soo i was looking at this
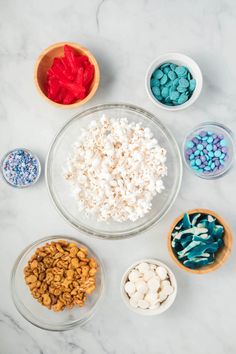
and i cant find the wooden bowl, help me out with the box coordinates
[167,209,232,274]
[34,42,100,109]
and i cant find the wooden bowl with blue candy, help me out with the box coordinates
[167,209,232,274]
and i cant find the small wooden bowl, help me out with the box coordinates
[167,209,232,274]
[34,42,100,109]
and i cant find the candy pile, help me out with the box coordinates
[2,149,41,187]
[171,212,224,269]
[124,262,174,310]
[185,130,229,175]
[46,45,95,104]
[150,62,196,106]
[65,115,167,222]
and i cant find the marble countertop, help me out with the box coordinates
[1,0,236,353]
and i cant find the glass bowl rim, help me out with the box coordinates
[11,235,105,331]
[1,147,41,188]
[182,121,235,180]
[45,103,183,240]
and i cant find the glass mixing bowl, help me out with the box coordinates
[46,104,182,239]
[11,236,104,331]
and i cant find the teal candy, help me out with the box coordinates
[220,139,227,147]
[153,69,163,79]
[197,144,203,150]
[168,71,177,80]
[160,74,168,85]
[207,137,213,143]
[151,78,160,87]
[194,150,200,156]
[186,141,194,148]
[152,86,161,97]
[190,154,195,160]
[175,66,187,77]
[208,151,214,157]
[220,153,225,159]
[211,162,215,170]
[151,62,196,106]
[206,144,213,151]
[170,91,180,100]
[178,93,188,104]
[161,87,169,98]
[196,158,201,166]
[163,67,171,74]
[171,212,225,269]
[189,79,196,91]
[179,78,189,88]
[214,150,221,157]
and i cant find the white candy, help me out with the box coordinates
[135,280,148,294]
[161,280,170,288]
[158,290,168,302]
[145,291,158,304]
[149,301,160,310]
[65,115,167,222]
[162,285,174,296]
[131,291,144,302]
[129,298,138,308]
[136,262,150,274]
[156,266,168,280]
[137,299,149,309]
[147,276,160,291]
[124,281,136,295]
[128,270,141,283]
[143,270,156,281]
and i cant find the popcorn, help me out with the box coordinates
[65,115,167,222]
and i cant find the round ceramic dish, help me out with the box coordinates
[34,42,100,109]
[46,103,182,240]
[183,122,235,179]
[1,148,41,188]
[145,53,203,111]
[11,236,105,331]
[120,259,177,315]
[167,209,232,274]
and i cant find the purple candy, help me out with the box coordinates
[221,147,228,153]
[218,134,224,140]
[200,156,206,162]
[215,160,220,166]
[213,145,217,151]
[186,148,193,155]
[216,142,221,148]
[192,146,197,152]
[193,137,199,144]
[214,138,220,144]
[212,134,217,139]
[199,131,207,137]
[202,142,207,147]
[203,149,208,154]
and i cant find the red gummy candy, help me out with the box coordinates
[46,45,95,104]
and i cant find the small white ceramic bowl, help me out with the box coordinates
[145,53,203,111]
[120,259,177,316]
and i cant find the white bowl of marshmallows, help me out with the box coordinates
[121,259,177,315]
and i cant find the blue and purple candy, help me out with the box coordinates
[185,130,229,175]
[1,148,41,187]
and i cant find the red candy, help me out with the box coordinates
[46,45,95,104]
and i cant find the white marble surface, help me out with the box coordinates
[0,0,236,353]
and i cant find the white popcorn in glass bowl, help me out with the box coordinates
[65,115,167,223]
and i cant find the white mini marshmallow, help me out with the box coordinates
[135,280,148,294]
[137,299,149,309]
[129,298,138,308]
[156,266,168,280]
[128,270,141,283]
[158,290,168,302]
[147,276,160,291]
[143,270,156,282]
[131,291,144,302]
[145,291,158,304]
[136,262,150,274]
[124,281,136,295]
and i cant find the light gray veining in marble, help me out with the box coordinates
[0,0,236,353]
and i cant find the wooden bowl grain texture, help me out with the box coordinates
[167,208,233,274]
[34,42,100,109]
